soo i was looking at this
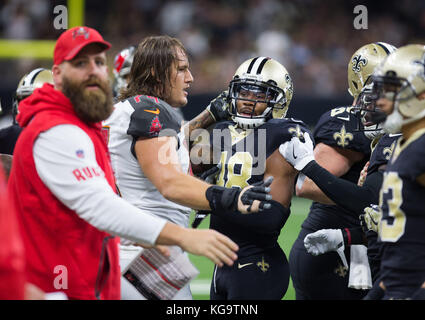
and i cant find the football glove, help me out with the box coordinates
[360,204,382,233]
[206,91,230,122]
[278,132,315,171]
[199,163,221,184]
[206,176,273,214]
[304,229,348,268]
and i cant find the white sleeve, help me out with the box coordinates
[33,124,167,245]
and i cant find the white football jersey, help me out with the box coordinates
[103,96,192,228]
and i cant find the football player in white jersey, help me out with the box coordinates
[104,36,273,299]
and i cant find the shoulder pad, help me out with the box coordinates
[314,107,370,154]
[125,95,181,139]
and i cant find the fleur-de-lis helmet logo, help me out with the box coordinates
[352,55,368,72]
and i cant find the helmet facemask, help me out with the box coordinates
[228,77,286,129]
[371,73,413,134]
[352,83,385,139]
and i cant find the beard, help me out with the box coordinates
[62,75,113,123]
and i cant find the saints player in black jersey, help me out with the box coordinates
[282,81,401,299]
[370,44,425,299]
[195,56,312,300]
[280,42,396,300]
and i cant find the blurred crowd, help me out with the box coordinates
[0,0,424,98]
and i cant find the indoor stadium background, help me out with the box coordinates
[0,0,423,300]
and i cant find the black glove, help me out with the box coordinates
[206,91,231,122]
[206,176,273,214]
[199,164,221,184]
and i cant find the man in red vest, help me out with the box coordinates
[7,26,249,300]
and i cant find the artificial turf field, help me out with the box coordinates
[188,196,312,300]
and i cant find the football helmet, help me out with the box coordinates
[371,44,425,134]
[13,68,53,123]
[353,83,386,140]
[348,42,397,99]
[227,56,293,129]
[112,45,136,97]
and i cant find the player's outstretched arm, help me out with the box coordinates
[279,133,382,215]
[135,136,272,213]
[156,222,238,267]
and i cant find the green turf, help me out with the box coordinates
[188,196,311,300]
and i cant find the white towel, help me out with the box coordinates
[348,244,372,290]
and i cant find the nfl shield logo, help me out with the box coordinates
[76,149,85,158]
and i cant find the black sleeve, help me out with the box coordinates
[212,200,289,234]
[342,227,367,246]
[302,161,383,215]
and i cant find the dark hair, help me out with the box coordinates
[119,35,187,101]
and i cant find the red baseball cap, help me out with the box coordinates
[54,26,111,65]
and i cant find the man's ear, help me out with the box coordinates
[52,64,63,90]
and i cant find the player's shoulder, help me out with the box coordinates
[262,117,310,134]
[123,95,181,139]
[214,120,235,131]
[388,130,425,177]
[376,133,402,150]
[261,118,312,154]
[314,105,370,153]
[394,130,425,164]
[316,106,356,129]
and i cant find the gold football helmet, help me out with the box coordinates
[13,68,53,123]
[228,56,293,129]
[348,42,396,99]
[372,44,425,133]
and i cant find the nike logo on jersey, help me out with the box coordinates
[144,108,160,114]
[238,262,253,269]
[336,116,350,121]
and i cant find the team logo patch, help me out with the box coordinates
[383,140,396,160]
[72,27,90,40]
[351,54,368,72]
[334,262,348,277]
[149,116,162,135]
[333,125,353,147]
[256,256,270,273]
[76,149,85,158]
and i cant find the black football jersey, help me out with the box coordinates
[0,123,22,155]
[367,133,401,176]
[209,118,312,256]
[379,129,425,272]
[303,106,371,230]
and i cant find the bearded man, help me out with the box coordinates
[6,26,244,300]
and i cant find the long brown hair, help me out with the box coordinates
[119,35,187,101]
